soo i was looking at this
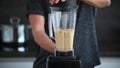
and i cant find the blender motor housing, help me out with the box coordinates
[47,56,80,68]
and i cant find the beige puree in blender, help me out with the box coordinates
[55,29,74,52]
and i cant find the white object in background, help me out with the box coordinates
[2,25,13,42]
[18,25,25,43]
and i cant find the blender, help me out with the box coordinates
[47,0,81,68]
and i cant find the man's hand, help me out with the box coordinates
[49,0,65,5]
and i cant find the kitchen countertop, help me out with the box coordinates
[0,50,120,58]
[0,51,37,58]
[0,57,35,62]
[0,57,35,68]
[0,57,120,68]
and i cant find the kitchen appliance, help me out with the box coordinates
[47,0,81,68]
[0,17,29,52]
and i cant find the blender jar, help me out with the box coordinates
[49,0,78,56]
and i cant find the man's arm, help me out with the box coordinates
[82,0,111,8]
[50,0,111,8]
[28,14,55,53]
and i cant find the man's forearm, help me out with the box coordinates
[32,29,55,53]
[81,0,111,8]
[29,14,55,53]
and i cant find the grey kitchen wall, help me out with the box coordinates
[0,0,28,24]
[96,0,120,56]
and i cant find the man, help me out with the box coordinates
[27,0,111,68]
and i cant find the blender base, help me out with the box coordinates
[47,56,81,68]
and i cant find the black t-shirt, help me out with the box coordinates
[27,0,50,35]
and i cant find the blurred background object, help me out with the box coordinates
[0,0,38,55]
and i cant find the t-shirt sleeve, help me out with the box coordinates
[26,0,45,17]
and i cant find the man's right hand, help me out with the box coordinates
[49,0,65,5]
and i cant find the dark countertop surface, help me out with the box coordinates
[0,51,36,58]
[0,42,38,58]
[0,49,120,58]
